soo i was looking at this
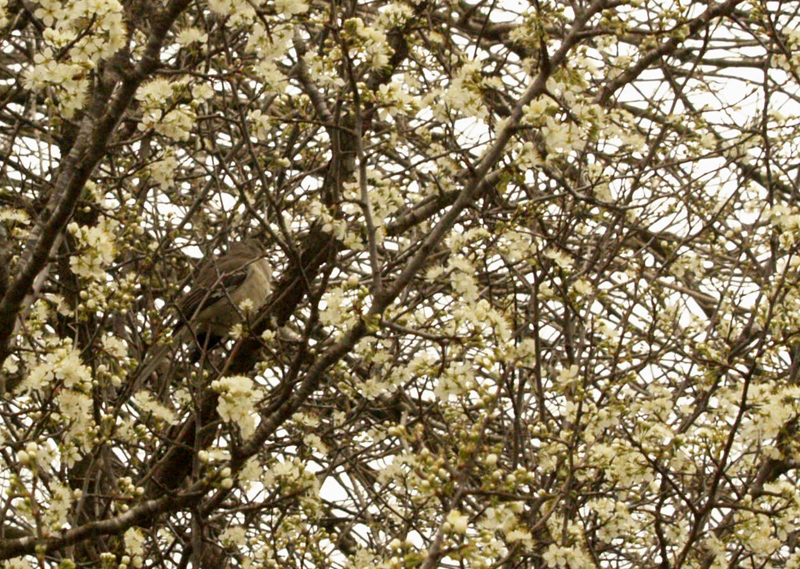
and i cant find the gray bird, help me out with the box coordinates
[130,239,272,388]
[176,240,272,342]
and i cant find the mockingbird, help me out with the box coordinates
[131,239,272,387]
[176,239,272,344]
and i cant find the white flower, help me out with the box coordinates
[102,334,128,358]
[543,545,570,568]
[136,78,175,106]
[240,457,262,487]
[556,365,579,386]
[0,207,29,224]
[20,340,91,393]
[57,389,94,456]
[207,0,256,22]
[69,218,118,280]
[275,0,308,15]
[506,529,533,545]
[213,376,258,437]
[192,83,214,101]
[320,287,355,330]
[303,433,328,455]
[434,362,475,401]
[573,279,593,296]
[44,481,74,530]
[133,391,176,424]
[442,61,487,119]
[220,526,247,546]
[140,105,196,141]
[544,248,573,270]
[377,3,414,28]
[177,27,208,46]
[149,155,179,189]
[446,510,469,534]
[58,349,89,388]
[522,97,552,124]
[3,559,33,569]
[124,527,145,557]
[342,17,392,70]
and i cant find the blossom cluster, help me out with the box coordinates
[441,61,489,120]
[68,218,118,280]
[23,0,126,118]
[15,338,96,464]
[136,78,197,142]
[247,22,293,89]
[212,375,259,438]
[342,17,394,70]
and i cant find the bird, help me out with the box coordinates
[175,239,272,346]
[129,239,272,389]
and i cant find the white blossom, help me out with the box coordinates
[445,510,469,534]
[212,375,258,438]
[134,391,177,424]
[177,27,208,46]
[69,218,118,280]
[275,0,308,16]
[19,339,91,393]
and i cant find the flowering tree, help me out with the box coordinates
[0,0,799,566]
